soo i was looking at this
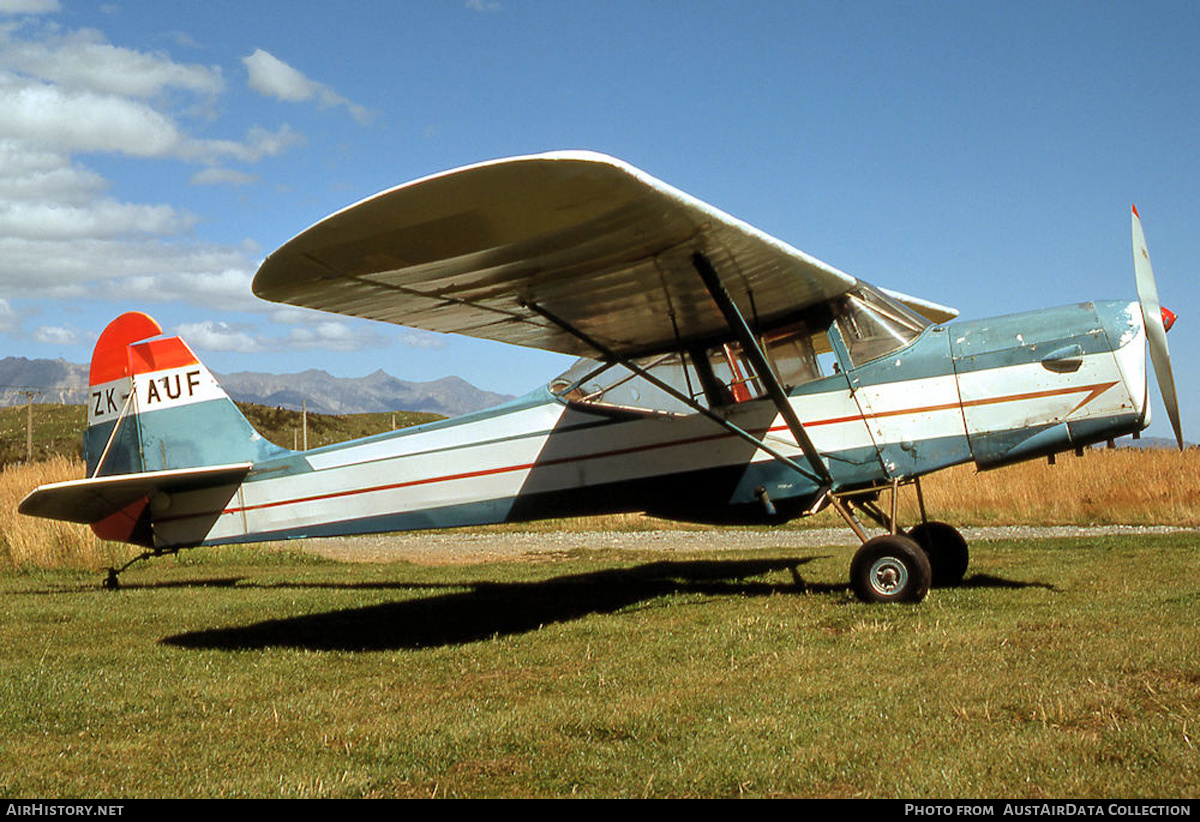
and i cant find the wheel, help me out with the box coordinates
[906,521,969,587]
[850,534,932,603]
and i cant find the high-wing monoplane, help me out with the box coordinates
[20,151,1182,601]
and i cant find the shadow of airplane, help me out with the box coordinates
[161,557,821,652]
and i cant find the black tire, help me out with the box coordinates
[850,534,932,603]
[906,521,969,587]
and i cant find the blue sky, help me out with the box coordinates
[0,0,1196,442]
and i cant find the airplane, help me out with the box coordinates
[18,151,1182,602]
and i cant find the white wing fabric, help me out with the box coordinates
[254,151,955,357]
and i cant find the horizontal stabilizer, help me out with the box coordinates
[19,463,252,526]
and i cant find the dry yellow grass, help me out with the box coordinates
[0,456,138,570]
[910,446,1200,527]
[2,447,1197,570]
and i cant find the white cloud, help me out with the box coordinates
[0,26,223,98]
[0,19,388,364]
[0,73,305,165]
[0,298,19,333]
[0,73,185,157]
[33,325,79,345]
[268,307,322,325]
[97,266,259,312]
[265,308,439,351]
[0,199,194,240]
[465,0,503,11]
[0,140,107,203]
[170,316,395,357]
[0,21,307,165]
[176,124,306,165]
[0,237,257,306]
[243,48,314,103]
[0,22,310,315]
[0,1,61,14]
[285,320,384,352]
[174,320,261,353]
[395,330,447,350]
[243,48,372,124]
[244,124,306,157]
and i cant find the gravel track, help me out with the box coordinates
[295,524,1197,565]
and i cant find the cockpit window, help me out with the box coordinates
[548,286,931,414]
[549,312,839,413]
[550,353,698,415]
[833,285,931,366]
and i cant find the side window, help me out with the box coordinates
[699,317,834,405]
[765,329,821,388]
[712,343,762,402]
[548,308,848,413]
[549,353,697,414]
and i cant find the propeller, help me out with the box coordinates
[1131,205,1183,448]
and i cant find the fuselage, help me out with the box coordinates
[149,298,1148,549]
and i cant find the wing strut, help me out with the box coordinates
[690,252,834,488]
[520,299,827,486]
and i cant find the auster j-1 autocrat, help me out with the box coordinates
[19,152,1183,601]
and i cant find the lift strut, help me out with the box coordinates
[690,252,833,488]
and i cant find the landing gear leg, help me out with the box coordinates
[102,549,164,590]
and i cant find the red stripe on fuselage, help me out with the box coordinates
[800,380,1120,427]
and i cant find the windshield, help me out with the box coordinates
[833,284,931,366]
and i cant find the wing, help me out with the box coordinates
[254,151,956,357]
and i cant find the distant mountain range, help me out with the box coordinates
[0,357,515,418]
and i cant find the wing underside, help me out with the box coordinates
[254,152,953,358]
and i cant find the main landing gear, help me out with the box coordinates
[828,479,970,604]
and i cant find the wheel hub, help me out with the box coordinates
[869,557,908,595]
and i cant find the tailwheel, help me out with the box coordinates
[850,534,932,604]
[906,521,969,587]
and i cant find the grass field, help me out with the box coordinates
[2,416,1197,797]
[1,533,1197,798]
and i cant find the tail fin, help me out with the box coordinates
[85,312,288,477]
[18,312,289,547]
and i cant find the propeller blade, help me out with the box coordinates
[1131,205,1183,448]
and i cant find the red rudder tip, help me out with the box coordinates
[89,312,163,386]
